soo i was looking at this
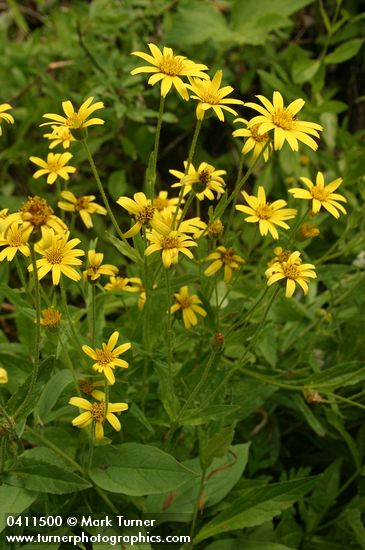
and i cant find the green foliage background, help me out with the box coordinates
[0,0,365,549]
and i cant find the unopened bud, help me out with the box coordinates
[212,332,225,352]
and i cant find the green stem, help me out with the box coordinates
[90,284,96,347]
[141,228,151,412]
[286,207,309,245]
[14,243,41,419]
[60,277,83,350]
[225,153,245,232]
[165,268,173,379]
[14,255,27,291]
[177,191,195,228]
[25,426,83,472]
[57,332,81,395]
[150,95,165,201]
[225,286,269,337]
[190,469,206,542]
[173,119,202,229]
[82,137,125,242]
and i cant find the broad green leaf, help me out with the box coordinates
[34,369,73,422]
[325,39,363,65]
[206,541,296,550]
[305,361,365,389]
[179,405,240,425]
[90,443,198,495]
[200,426,235,470]
[0,485,37,533]
[107,233,143,264]
[146,444,250,519]
[4,458,91,494]
[166,2,230,47]
[195,477,318,542]
[292,59,321,84]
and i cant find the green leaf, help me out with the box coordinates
[153,360,180,421]
[200,426,235,470]
[179,405,240,426]
[292,59,321,84]
[194,477,318,542]
[325,39,363,65]
[4,458,91,494]
[146,444,250,518]
[34,369,73,423]
[305,361,365,389]
[206,541,296,550]
[106,233,143,265]
[166,2,230,47]
[90,443,198,495]
[0,485,37,533]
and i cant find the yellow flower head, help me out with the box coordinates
[288,172,347,218]
[78,378,105,398]
[30,152,76,185]
[130,43,209,100]
[41,97,104,130]
[171,286,207,329]
[82,331,131,385]
[0,196,67,237]
[43,125,75,149]
[236,186,297,240]
[83,250,118,282]
[0,367,8,384]
[58,190,107,229]
[145,226,197,269]
[204,245,245,283]
[0,104,14,135]
[153,191,181,214]
[245,91,323,151]
[207,219,224,239]
[233,118,272,162]
[117,192,166,238]
[153,209,206,237]
[104,276,139,293]
[28,228,84,285]
[0,221,32,261]
[170,161,226,201]
[265,250,316,298]
[187,70,244,121]
[69,395,128,440]
[269,246,293,266]
[300,222,320,239]
[39,307,62,329]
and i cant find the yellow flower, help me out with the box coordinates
[28,228,84,285]
[145,226,197,269]
[170,162,226,200]
[268,246,293,266]
[39,308,62,329]
[207,219,224,239]
[171,286,207,329]
[122,277,155,310]
[0,104,14,135]
[78,378,105,398]
[82,331,131,385]
[43,125,75,149]
[288,172,347,218]
[58,190,107,229]
[233,118,272,162]
[245,91,323,151]
[83,250,118,282]
[41,97,104,129]
[187,70,244,121]
[300,222,320,238]
[0,367,8,384]
[30,152,76,184]
[204,246,245,283]
[104,276,139,293]
[130,43,209,100]
[117,192,165,238]
[0,222,32,261]
[265,251,316,298]
[154,191,181,214]
[69,395,128,440]
[236,186,297,240]
[153,209,206,237]
[0,196,67,237]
